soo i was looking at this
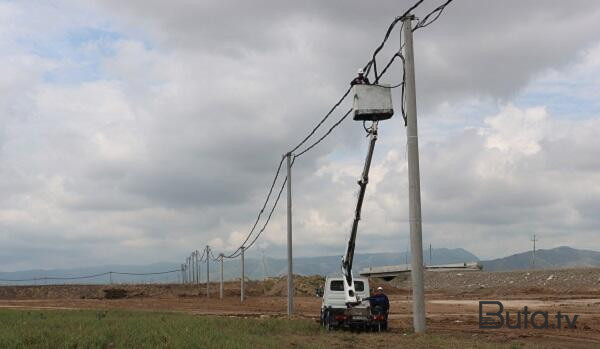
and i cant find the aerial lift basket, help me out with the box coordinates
[352,84,394,121]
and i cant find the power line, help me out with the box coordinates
[198,247,207,262]
[0,269,180,283]
[209,249,220,262]
[111,269,181,276]
[365,0,424,82]
[413,0,453,30]
[200,0,455,261]
[295,109,352,158]
[289,87,353,154]
[244,168,289,252]
[223,156,285,259]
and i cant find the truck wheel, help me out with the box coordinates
[324,311,332,331]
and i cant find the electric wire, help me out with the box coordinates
[294,109,352,158]
[413,0,453,30]
[223,156,285,259]
[193,0,455,261]
[198,248,207,262]
[243,159,292,252]
[0,269,180,283]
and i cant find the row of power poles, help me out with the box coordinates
[180,245,246,302]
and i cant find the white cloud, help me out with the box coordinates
[1,1,600,270]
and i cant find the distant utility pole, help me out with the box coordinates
[220,253,224,299]
[286,152,294,317]
[195,250,200,285]
[531,235,538,269]
[429,244,432,266]
[241,246,245,302]
[191,252,196,285]
[403,16,426,334]
[186,258,190,284]
[206,245,210,297]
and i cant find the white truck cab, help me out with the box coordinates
[320,276,374,330]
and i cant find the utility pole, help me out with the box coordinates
[185,258,189,284]
[241,246,245,302]
[191,252,196,285]
[195,250,200,285]
[220,253,224,299]
[403,16,426,334]
[181,264,185,284]
[531,235,538,269]
[429,244,432,266]
[188,257,191,284]
[286,152,294,316]
[206,245,210,297]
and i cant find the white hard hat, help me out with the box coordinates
[357,68,364,74]
[377,286,383,291]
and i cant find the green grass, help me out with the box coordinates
[0,309,551,349]
[0,309,322,349]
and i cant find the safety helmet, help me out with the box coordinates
[357,68,364,75]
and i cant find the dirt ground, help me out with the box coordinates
[1,269,600,348]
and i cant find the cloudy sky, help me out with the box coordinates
[1,0,600,271]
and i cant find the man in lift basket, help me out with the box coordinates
[351,68,370,86]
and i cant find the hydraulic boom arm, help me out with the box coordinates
[341,121,379,306]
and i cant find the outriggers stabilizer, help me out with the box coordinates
[342,83,394,307]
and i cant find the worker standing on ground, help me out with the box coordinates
[369,286,390,329]
[351,68,370,86]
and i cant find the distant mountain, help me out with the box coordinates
[0,248,478,285]
[4,247,600,285]
[481,246,600,271]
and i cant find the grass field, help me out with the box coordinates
[0,308,545,348]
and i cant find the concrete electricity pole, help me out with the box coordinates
[206,245,210,297]
[429,244,432,266]
[286,152,294,316]
[241,246,245,302]
[403,16,426,334]
[220,253,224,299]
[531,235,538,269]
[195,250,200,285]
[186,257,190,284]
[191,252,196,284]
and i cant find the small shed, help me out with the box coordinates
[352,84,394,121]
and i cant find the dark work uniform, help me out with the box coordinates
[350,75,370,86]
[369,293,390,312]
[369,293,390,329]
